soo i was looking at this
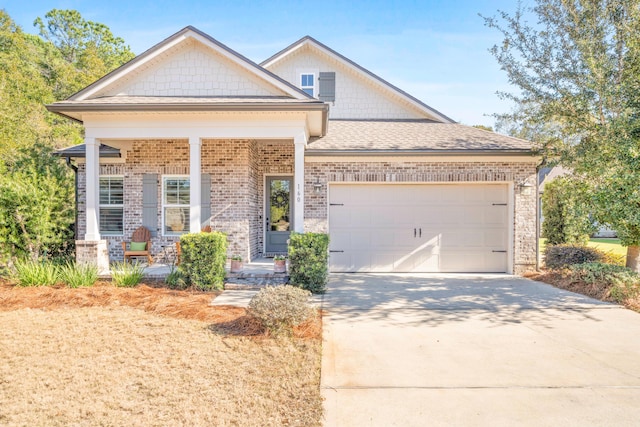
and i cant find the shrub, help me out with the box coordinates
[544,244,604,270]
[111,261,145,287]
[569,262,640,303]
[541,176,596,245]
[166,265,187,290]
[14,259,59,286]
[248,285,313,336]
[179,232,227,291]
[58,262,98,288]
[288,232,329,294]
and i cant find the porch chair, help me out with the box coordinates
[175,225,212,265]
[122,226,153,264]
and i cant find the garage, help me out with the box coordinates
[328,183,510,273]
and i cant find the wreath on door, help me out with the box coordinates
[271,188,289,209]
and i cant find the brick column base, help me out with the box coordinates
[76,240,110,275]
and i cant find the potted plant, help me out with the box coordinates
[273,255,287,273]
[230,255,243,273]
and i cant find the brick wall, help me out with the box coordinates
[303,159,539,274]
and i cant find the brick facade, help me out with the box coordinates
[79,143,537,273]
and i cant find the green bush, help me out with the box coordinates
[58,262,98,288]
[111,261,144,287]
[179,232,228,291]
[14,259,59,286]
[166,265,187,290]
[288,232,329,294]
[569,262,640,303]
[542,176,596,245]
[248,285,313,336]
[544,244,604,270]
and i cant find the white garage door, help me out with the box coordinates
[329,184,510,273]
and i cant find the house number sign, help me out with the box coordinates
[296,183,301,202]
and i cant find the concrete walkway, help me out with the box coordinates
[321,273,640,426]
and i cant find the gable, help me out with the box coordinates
[263,38,453,122]
[96,39,286,98]
[69,27,310,102]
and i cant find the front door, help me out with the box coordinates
[265,176,292,253]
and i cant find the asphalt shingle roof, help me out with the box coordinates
[307,120,533,152]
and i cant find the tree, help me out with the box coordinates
[0,144,74,263]
[34,9,135,98]
[542,176,596,245]
[484,0,640,271]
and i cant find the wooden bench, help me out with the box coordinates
[122,226,153,264]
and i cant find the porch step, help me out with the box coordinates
[224,273,289,290]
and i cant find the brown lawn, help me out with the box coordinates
[0,282,323,427]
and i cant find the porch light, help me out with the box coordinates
[313,178,323,194]
[518,179,533,196]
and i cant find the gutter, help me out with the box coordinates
[304,149,536,157]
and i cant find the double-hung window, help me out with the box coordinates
[99,176,124,236]
[163,176,190,235]
[301,73,315,97]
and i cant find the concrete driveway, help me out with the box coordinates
[321,274,640,426]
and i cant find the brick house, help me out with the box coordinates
[50,26,539,274]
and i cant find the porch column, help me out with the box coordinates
[85,137,101,240]
[293,133,307,233]
[189,136,202,233]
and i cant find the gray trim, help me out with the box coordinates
[304,149,536,157]
[47,101,328,113]
[261,36,456,124]
[201,173,211,228]
[68,26,312,102]
[142,174,159,237]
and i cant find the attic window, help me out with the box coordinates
[301,73,315,97]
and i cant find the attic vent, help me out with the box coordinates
[318,72,336,102]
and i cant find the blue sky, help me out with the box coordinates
[4,0,524,127]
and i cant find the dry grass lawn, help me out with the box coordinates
[0,282,323,427]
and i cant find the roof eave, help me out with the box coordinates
[304,149,537,157]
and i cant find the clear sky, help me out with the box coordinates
[3,0,524,127]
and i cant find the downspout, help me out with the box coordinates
[64,157,79,240]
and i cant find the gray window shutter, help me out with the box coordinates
[142,174,158,237]
[201,173,211,227]
[319,72,336,102]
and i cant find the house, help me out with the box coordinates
[49,26,539,274]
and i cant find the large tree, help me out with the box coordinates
[484,0,640,271]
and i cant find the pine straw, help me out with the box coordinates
[526,270,640,312]
[0,281,322,339]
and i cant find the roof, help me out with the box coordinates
[539,166,571,192]
[67,26,312,102]
[306,120,534,155]
[54,144,121,158]
[261,36,455,124]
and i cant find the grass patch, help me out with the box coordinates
[110,261,145,287]
[0,282,323,426]
[14,260,59,287]
[540,238,627,264]
[58,262,98,288]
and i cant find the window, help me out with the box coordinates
[99,176,124,235]
[301,73,315,97]
[163,176,190,235]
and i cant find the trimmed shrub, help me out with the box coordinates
[569,262,640,303]
[58,262,98,288]
[288,232,329,294]
[248,285,313,336]
[111,261,144,287]
[541,176,596,245]
[544,244,604,270]
[179,231,227,290]
[14,259,59,286]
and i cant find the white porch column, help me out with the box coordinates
[189,136,202,233]
[84,137,101,240]
[293,133,307,233]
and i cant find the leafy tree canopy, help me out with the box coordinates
[484,0,640,271]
